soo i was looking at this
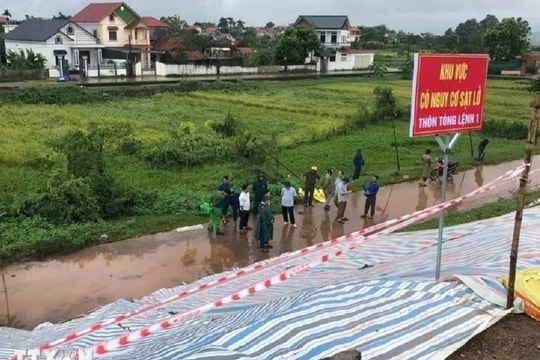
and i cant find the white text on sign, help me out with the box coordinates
[418,113,480,129]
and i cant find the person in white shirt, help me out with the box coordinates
[281,181,297,227]
[336,177,352,224]
[238,184,252,232]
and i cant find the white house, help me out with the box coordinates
[294,15,353,48]
[293,15,373,72]
[316,47,374,71]
[4,18,103,76]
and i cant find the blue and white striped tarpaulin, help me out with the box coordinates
[1,207,539,360]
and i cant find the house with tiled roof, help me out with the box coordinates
[293,15,373,72]
[71,2,152,71]
[141,17,169,41]
[4,18,102,77]
[294,15,352,48]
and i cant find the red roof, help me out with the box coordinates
[141,16,168,28]
[72,2,123,23]
[186,50,205,61]
[124,19,149,30]
[238,47,254,55]
[152,37,185,52]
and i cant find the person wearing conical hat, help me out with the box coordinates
[303,165,320,207]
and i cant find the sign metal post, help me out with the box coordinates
[409,53,489,280]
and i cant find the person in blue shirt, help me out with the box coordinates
[361,175,380,219]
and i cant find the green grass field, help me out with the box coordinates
[0,76,536,264]
[0,78,533,195]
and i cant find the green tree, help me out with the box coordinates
[6,49,46,69]
[265,21,275,29]
[217,17,229,32]
[484,17,531,61]
[0,24,5,64]
[160,15,188,36]
[368,63,388,78]
[455,18,484,53]
[244,49,273,66]
[52,12,70,20]
[372,87,400,121]
[480,14,499,33]
[273,26,320,65]
[2,9,11,20]
[442,28,459,52]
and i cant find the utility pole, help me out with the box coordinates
[506,92,540,309]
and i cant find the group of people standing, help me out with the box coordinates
[206,148,382,252]
[211,174,280,252]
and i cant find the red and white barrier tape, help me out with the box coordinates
[75,165,525,357]
[13,164,526,359]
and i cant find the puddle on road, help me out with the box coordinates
[0,159,538,329]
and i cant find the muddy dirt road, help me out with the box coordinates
[1,160,538,329]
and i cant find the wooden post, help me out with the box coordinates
[1,273,9,320]
[506,92,540,309]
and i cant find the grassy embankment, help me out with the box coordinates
[0,77,536,264]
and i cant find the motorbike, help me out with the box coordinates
[430,158,459,182]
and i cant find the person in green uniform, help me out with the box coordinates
[254,195,274,252]
[218,176,233,224]
[200,196,225,236]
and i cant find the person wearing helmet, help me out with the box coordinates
[323,167,335,211]
[303,165,320,207]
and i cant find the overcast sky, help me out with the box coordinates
[4,0,540,34]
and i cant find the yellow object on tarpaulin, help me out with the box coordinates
[501,268,540,321]
[298,188,326,203]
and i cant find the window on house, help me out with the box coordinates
[109,14,115,22]
[135,29,138,40]
[341,54,347,62]
[67,26,74,35]
[330,54,336,62]
[342,35,347,44]
[331,32,337,43]
[55,36,62,44]
[108,31,117,41]
[93,30,98,39]
[320,34,326,43]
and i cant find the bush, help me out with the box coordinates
[371,86,402,121]
[143,137,234,169]
[211,111,241,137]
[151,191,209,215]
[235,131,278,166]
[481,119,529,140]
[0,81,262,105]
[0,217,125,264]
[20,177,100,224]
